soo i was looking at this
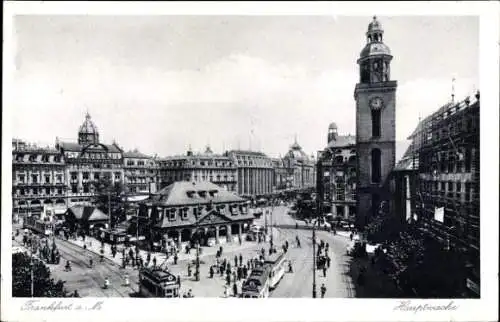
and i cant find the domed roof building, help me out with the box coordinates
[78,113,100,145]
[280,137,316,191]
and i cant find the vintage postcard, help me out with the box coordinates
[2,1,498,322]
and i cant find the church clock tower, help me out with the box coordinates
[354,16,397,229]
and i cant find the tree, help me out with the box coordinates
[12,252,69,297]
[92,177,128,227]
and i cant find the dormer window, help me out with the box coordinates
[181,208,188,220]
[169,208,177,221]
[186,190,196,198]
[208,189,218,198]
[198,190,207,198]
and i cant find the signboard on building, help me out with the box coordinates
[434,207,444,223]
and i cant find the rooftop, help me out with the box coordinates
[326,135,356,149]
[150,181,245,206]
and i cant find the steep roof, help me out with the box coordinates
[123,150,151,158]
[151,181,245,206]
[66,206,109,222]
[326,135,356,149]
[59,141,122,153]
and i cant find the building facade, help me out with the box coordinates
[281,140,316,191]
[354,17,397,228]
[317,123,357,220]
[411,92,480,296]
[139,181,254,248]
[123,150,159,194]
[226,150,274,197]
[12,139,67,217]
[271,157,288,191]
[159,146,237,192]
[55,113,125,207]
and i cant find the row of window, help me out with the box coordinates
[17,187,64,196]
[420,148,475,174]
[17,174,64,184]
[420,180,475,202]
[159,204,248,221]
[70,172,122,181]
[14,154,62,163]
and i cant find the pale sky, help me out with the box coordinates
[12,15,478,159]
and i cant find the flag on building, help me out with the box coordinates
[434,207,444,223]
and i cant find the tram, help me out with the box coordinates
[241,265,273,298]
[265,252,286,289]
[241,252,287,298]
[23,216,54,236]
[138,267,180,298]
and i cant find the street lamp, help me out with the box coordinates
[194,203,200,282]
[312,197,318,298]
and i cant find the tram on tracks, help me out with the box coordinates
[23,216,54,236]
[241,252,287,298]
[138,267,180,298]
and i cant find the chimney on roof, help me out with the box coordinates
[475,90,480,101]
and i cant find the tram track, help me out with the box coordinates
[55,238,136,297]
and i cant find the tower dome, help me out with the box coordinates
[328,122,339,143]
[78,113,100,145]
[357,16,393,84]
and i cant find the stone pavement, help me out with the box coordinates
[66,228,282,297]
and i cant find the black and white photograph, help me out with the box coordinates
[2,2,498,322]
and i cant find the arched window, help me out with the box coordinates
[371,149,381,183]
[371,109,381,137]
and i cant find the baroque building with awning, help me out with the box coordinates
[138,181,255,249]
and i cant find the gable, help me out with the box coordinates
[196,209,234,226]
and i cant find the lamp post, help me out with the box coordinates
[195,203,200,282]
[312,204,317,298]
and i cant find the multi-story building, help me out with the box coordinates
[271,157,287,191]
[55,113,125,206]
[225,150,274,197]
[354,16,397,229]
[410,92,480,297]
[12,139,66,217]
[159,146,237,192]
[317,123,357,219]
[281,139,316,191]
[123,150,159,194]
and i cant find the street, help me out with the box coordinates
[13,205,355,298]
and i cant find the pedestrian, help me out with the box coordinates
[89,256,93,268]
[188,264,192,277]
[124,273,130,286]
[83,243,87,250]
[237,267,242,280]
[238,236,242,245]
[326,243,329,253]
[227,263,231,273]
[224,285,230,298]
[239,254,243,267]
[73,290,80,297]
[322,266,327,277]
[177,275,181,288]
[220,264,225,277]
[350,233,353,241]
[103,277,110,289]
[100,248,104,262]
[226,273,230,285]
[295,222,298,230]
[320,284,327,298]
[261,248,265,257]
[234,255,238,267]
[232,282,238,297]
[174,253,178,265]
[232,271,237,282]
[243,265,248,278]
[209,266,214,278]
[326,256,331,269]
[65,260,72,272]
[153,256,157,267]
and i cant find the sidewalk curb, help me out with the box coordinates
[59,237,121,268]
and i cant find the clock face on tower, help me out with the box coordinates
[369,97,384,110]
